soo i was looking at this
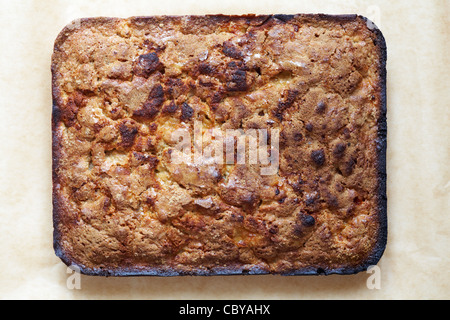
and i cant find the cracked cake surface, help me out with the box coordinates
[52,14,387,276]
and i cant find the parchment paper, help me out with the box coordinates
[0,0,448,299]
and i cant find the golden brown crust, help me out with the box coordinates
[52,14,387,276]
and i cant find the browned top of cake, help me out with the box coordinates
[52,14,386,275]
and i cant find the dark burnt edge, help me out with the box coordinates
[60,263,273,277]
[51,14,387,277]
[128,13,362,29]
[51,83,66,270]
[361,15,388,271]
[51,39,71,272]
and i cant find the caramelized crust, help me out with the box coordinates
[52,14,387,276]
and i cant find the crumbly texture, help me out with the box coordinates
[52,14,387,276]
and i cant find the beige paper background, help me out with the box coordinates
[0,0,448,300]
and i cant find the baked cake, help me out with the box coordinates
[52,14,387,276]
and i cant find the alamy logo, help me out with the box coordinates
[170,120,280,176]
[366,265,381,290]
[66,265,81,290]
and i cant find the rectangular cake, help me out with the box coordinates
[52,14,387,276]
